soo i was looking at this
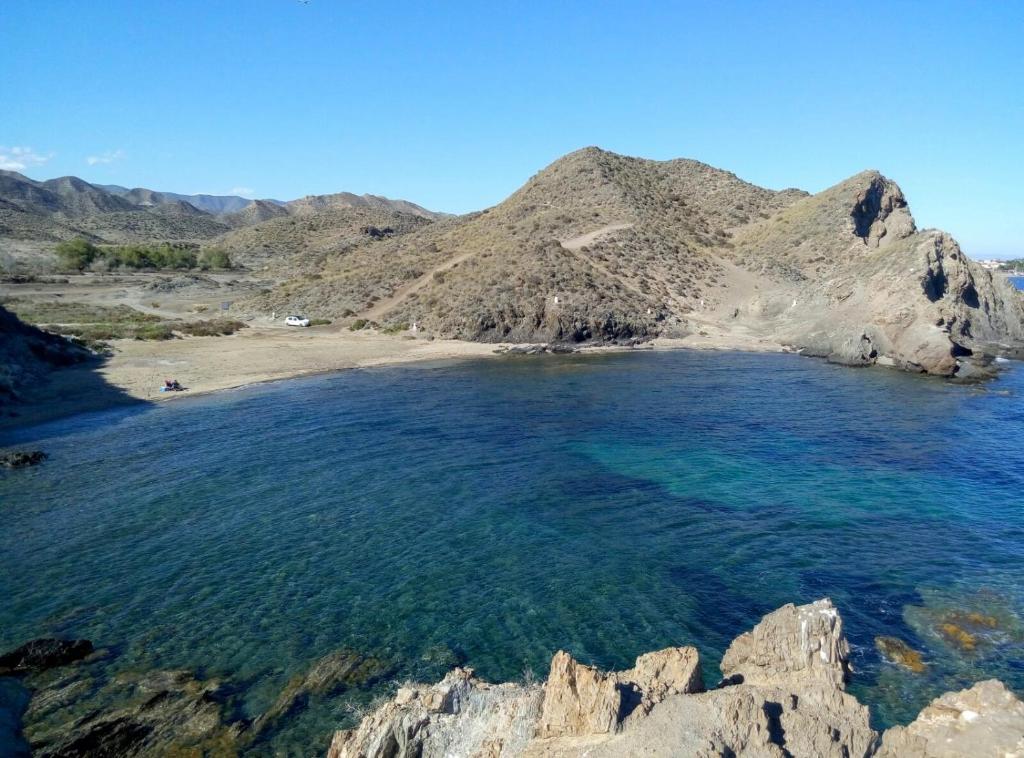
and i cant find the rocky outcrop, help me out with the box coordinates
[536,645,702,738]
[719,598,850,689]
[326,667,543,758]
[326,599,1024,757]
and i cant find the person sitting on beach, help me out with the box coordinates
[164,379,182,391]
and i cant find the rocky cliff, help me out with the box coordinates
[326,599,1024,757]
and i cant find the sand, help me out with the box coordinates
[2,323,786,435]
[0,271,786,435]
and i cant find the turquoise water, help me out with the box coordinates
[2,351,1024,753]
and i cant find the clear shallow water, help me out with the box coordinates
[2,351,1024,753]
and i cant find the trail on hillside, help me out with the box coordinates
[558,223,651,300]
[359,250,477,321]
[559,223,634,251]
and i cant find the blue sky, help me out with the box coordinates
[2,1,1022,256]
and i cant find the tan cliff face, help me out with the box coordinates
[325,598,1024,757]
[244,149,1024,379]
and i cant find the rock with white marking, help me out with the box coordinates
[720,598,851,690]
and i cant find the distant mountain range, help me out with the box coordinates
[96,185,286,215]
[0,169,446,245]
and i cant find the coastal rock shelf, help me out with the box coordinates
[327,600,1024,758]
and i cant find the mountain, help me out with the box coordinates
[99,185,281,215]
[0,172,444,249]
[249,147,1024,377]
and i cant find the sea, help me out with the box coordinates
[2,347,1023,753]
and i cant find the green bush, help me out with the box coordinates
[177,319,246,337]
[308,318,332,326]
[198,248,232,270]
[349,318,368,331]
[55,238,100,270]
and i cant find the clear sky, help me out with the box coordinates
[3,1,1022,256]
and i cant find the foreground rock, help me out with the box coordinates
[327,599,1024,757]
[877,680,1024,757]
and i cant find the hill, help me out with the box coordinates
[210,205,435,272]
[247,147,1024,377]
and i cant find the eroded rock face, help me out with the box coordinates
[877,680,1024,757]
[720,598,850,689]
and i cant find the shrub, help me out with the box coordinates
[308,318,332,326]
[198,248,232,270]
[134,323,176,340]
[177,319,246,337]
[55,238,100,270]
[349,318,368,331]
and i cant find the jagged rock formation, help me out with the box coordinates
[326,599,1024,757]
[247,148,1024,378]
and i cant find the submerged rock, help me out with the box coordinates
[875,636,927,674]
[253,648,393,736]
[22,667,245,757]
[0,450,47,469]
[0,639,93,676]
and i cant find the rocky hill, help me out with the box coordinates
[210,206,435,272]
[327,599,1024,757]
[248,147,1024,377]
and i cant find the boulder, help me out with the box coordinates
[720,598,850,689]
[0,639,92,676]
[877,680,1024,757]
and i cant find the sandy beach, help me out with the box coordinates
[2,318,786,434]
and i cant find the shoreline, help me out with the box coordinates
[0,328,787,438]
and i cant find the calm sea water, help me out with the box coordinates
[2,351,1024,754]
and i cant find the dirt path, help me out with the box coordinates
[558,223,651,300]
[360,250,477,321]
[560,223,634,251]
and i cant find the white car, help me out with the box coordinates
[284,315,310,327]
